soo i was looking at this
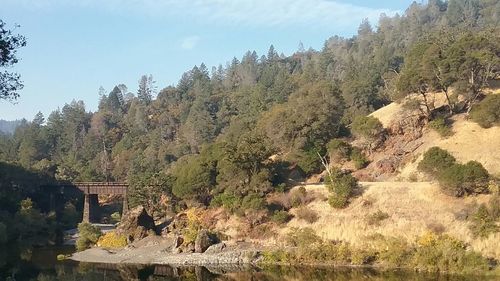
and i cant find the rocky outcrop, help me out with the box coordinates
[195,229,215,253]
[117,206,157,243]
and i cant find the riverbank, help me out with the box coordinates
[70,236,263,266]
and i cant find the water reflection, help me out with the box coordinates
[0,247,496,281]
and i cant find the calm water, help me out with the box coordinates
[0,247,495,281]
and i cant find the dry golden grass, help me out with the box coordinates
[279,182,500,260]
[399,115,500,178]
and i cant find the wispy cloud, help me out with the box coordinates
[6,0,401,28]
[180,36,200,50]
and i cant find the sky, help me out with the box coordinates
[0,0,416,121]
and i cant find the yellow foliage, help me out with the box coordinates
[97,231,127,249]
[183,208,203,245]
[417,231,438,247]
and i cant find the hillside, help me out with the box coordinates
[281,182,499,260]
[369,92,500,178]
[206,94,500,261]
[0,119,23,135]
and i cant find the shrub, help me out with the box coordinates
[366,210,389,226]
[327,139,352,163]
[412,232,490,274]
[271,210,293,224]
[110,212,121,223]
[61,202,79,227]
[286,227,321,247]
[351,115,384,141]
[327,170,358,209]
[290,186,307,208]
[428,117,453,137]
[211,192,241,213]
[376,236,414,267]
[241,193,267,210]
[470,94,500,128]
[76,223,102,251]
[97,231,127,248]
[275,183,287,193]
[350,147,369,169]
[289,147,323,175]
[296,207,319,224]
[469,203,499,239]
[438,161,490,196]
[182,209,203,245]
[418,147,456,177]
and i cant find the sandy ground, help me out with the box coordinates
[70,236,262,265]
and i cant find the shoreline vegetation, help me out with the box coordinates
[70,223,500,277]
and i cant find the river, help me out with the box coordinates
[0,246,496,281]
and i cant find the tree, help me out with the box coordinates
[137,74,156,105]
[445,32,499,112]
[0,20,26,101]
[351,115,384,152]
[396,41,434,118]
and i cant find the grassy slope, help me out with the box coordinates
[281,183,499,260]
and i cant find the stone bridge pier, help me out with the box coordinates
[76,182,128,223]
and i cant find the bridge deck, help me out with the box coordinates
[73,182,128,195]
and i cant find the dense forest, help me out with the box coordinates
[0,0,499,244]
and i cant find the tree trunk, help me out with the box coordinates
[443,89,453,115]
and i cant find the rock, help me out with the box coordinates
[173,235,184,248]
[165,213,188,235]
[375,157,399,174]
[204,242,226,254]
[116,206,157,243]
[186,242,195,253]
[194,229,214,253]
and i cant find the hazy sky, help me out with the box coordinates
[0,0,416,120]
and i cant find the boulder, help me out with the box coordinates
[205,242,226,254]
[116,206,157,243]
[194,229,214,253]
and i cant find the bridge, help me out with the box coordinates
[45,182,129,223]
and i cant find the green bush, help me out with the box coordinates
[350,147,369,169]
[470,94,500,128]
[418,147,456,177]
[438,161,490,196]
[428,117,453,137]
[76,223,102,251]
[210,192,241,213]
[110,212,121,223]
[275,183,287,193]
[296,207,319,223]
[241,193,267,210]
[327,170,358,208]
[366,210,390,226]
[271,210,293,224]
[289,147,323,175]
[351,115,384,141]
[327,139,352,163]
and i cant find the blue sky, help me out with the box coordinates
[0,0,416,120]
